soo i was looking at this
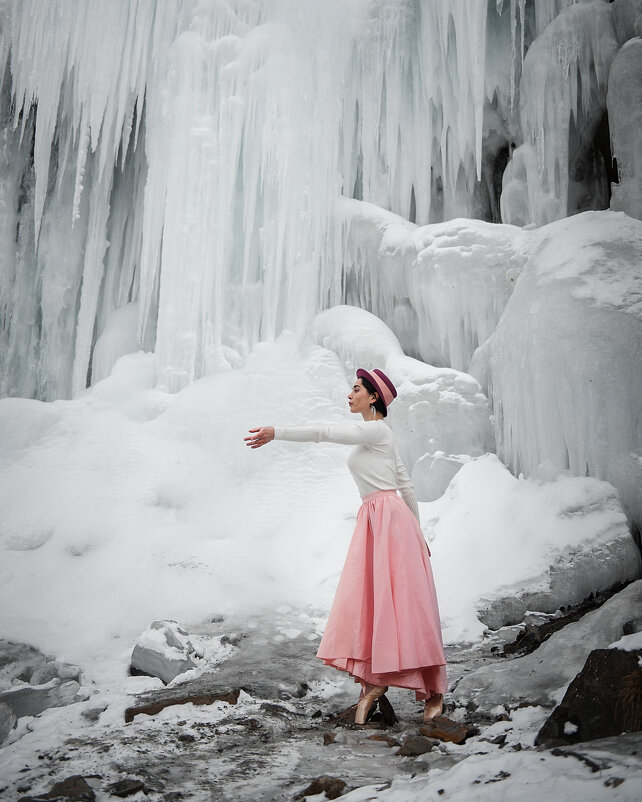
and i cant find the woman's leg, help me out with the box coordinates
[423,692,443,721]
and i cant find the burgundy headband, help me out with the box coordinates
[356,368,397,409]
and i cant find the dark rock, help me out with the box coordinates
[368,733,400,747]
[623,617,642,636]
[124,688,239,723]
[19,775,96,801]
[106,778,146,797]
[503,584,627,657]
[377,694,397,726]
[0,680,83,719]
[396,734,437,756]
[323,732,336,745]
[536,648,642,747]
[294,776,347,800]
[220,633,244,647]
[420,715,477,744]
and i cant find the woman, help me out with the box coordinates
[245,368,446,724]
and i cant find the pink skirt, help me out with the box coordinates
[316,489,447,700]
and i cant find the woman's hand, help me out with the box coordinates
[245,427,275,448]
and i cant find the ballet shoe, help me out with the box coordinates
[423,693,443,722]
[354,685,387,725]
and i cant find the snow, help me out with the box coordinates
[424,455,639,641]
[338,204,642,524]
[0,338,636,690]
[609,631,642,652]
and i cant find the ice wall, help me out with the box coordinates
[338,202,642,523]
[0,0,497,398]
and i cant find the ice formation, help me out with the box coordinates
[3,0,640,400]
[338,204,642,523]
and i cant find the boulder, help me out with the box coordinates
[536,648,642,746]
[0,679,82,719]
[130,620,201,685]
[454,580,642,711]
[396,734,437,756]
[420,715,477,744]
[294,776,347,800]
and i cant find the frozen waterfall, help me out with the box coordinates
[0,0,641,521]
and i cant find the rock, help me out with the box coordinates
[367,733,400,747]
[0,680,82,719]
[536,648,642,747]
[0,641,81,685]
[454,580,642,711]
[0,701,16,743]
[396,734,437,756]
[294,776,347,800]
[81,705,107,723]
[18,775,96,801]
[124,687,239,723]
[323,732,336,745]
[106,778,146,797]
[419,715,477,744]
[130,620,201,685]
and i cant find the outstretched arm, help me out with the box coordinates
[271,422,387,446]
[245,427,275,448]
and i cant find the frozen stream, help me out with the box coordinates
[2,609,641,801]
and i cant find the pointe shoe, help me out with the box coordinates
[355,685,387,725]
[423,693,443,722]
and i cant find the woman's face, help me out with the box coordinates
[348,378,376,415]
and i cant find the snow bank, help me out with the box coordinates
[0,338,362,686]
[311,305,494,499]
[425,456,640,643]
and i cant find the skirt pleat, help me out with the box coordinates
[316,490,447,700]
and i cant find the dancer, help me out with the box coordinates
[245,368,446,724]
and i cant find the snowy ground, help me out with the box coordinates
[1,337,641,799]
[1,611,641,801]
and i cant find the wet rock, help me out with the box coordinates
[130,620,201,685]
[323,732,336,745]
[420,715,477,744]
[368,733,400,747]
[125,687,239,723]
[0,680,83,719]
[18,774,96,801]
[81,705,107,723]
[396,734,437,756]
[294,775,347,800]
[106,778,146,797]
[0,701,16,743]
[536,648,642,747]
[377,694,397,726]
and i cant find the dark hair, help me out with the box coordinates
[360,375,387,417]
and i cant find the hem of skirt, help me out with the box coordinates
[319,657,447,701]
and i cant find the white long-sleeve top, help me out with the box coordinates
[273,420,420,521]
